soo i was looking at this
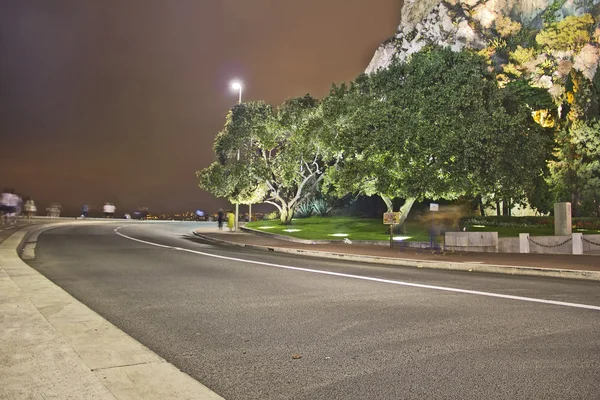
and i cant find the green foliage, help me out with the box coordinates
[461,216,555,228]
[263,210,280,221]
[311,198,332,217]
[503,63,522,78]
[549,119,600,216]
[503,80,556,110]
[295,202,313,218]
[494,15,522,38]
[536,14,595,51]
[198,95,333,224]
[461,215,600,230]
[526,175,556,215]
[509,46,536,66]
[542,0,567,24]
[322,47,552,221]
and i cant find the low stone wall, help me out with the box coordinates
[476,233,600,254]
[498,237,519,253]
[525,235,573,254]
[444,232,498,252]
[582,234,600,254]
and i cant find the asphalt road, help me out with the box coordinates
[27,222,600,400]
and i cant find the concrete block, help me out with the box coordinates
[554,202,572,236]
[519,233,530,253]
[572,233,583,255]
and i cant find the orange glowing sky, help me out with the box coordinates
[0,0,402,214]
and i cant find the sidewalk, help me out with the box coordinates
[193,227,600,282]
[0,222,224,400]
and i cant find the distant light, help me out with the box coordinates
[393,236,412,241]
[257,226,275,229]
[195,210,204,217]
[283,229,301,232]
[472,225,486,228]
[231,81,242,90]
[329,233,349,237]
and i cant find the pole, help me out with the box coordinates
[431,211,435,249]
[389,224,393,249]
[234,85,242,231]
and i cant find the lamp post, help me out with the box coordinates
[230,81,243,231]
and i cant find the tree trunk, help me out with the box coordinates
[572,191,580,217]
[478,195,486,217]
[496,201,501,216]
[381,195,393,212]
[398,198,416,226]
[279,204,295,225]
[595,194,600,218]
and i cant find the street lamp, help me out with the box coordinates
[231,81,242,104]
[230,81,243,231]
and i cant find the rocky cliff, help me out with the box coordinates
[367,0,600,75]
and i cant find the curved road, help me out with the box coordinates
[27,222,600,400]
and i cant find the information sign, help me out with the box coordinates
[430,203,439,212]
[383,212,401,225]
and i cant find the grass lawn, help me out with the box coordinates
[248,216,440,242]
[246,216,596,242]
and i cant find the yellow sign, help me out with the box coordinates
[383,212,401,225]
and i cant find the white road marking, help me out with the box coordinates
[114,227,600,312]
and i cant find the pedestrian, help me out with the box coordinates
[103,202,115,218]
[227,210,235,232]
[5,189,21,225]
[0,188,10,225]
[23,197,37,221]
[81,204,89,219]
[217,208,224,230]
[47,203,61,219]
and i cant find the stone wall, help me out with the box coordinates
[445,231,499,252]
[582,234,600,254]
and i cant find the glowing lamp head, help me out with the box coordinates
[231,81,242,91]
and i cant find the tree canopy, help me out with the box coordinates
[197,95,331,224]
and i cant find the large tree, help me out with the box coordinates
[197,95,331,224]
[323,47,552,221]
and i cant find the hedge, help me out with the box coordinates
[460,216,600,230]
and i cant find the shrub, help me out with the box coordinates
[460,216,600,230]
[311,199,332,217]
[264,211,280,221]
[295,202,313,218]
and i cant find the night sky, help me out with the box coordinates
[1,0,401,215]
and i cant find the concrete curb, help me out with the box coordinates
[194,231,600,282]
[1,223,225,400]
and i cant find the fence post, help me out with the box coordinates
[519,233,530,254]
[572,233,583,255]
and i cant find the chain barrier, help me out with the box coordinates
[527,236,572,248]
[582,237,600,247]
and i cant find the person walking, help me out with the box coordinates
[23,197,37,221]
[227,210,235,232]
[103,202,115,218]
[5,189,21,225]
[81,205,89,219]
[217,209,224,231]
[0,188,10,225]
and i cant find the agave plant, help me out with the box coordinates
[295,202,313,218]
[311,198,332,217]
